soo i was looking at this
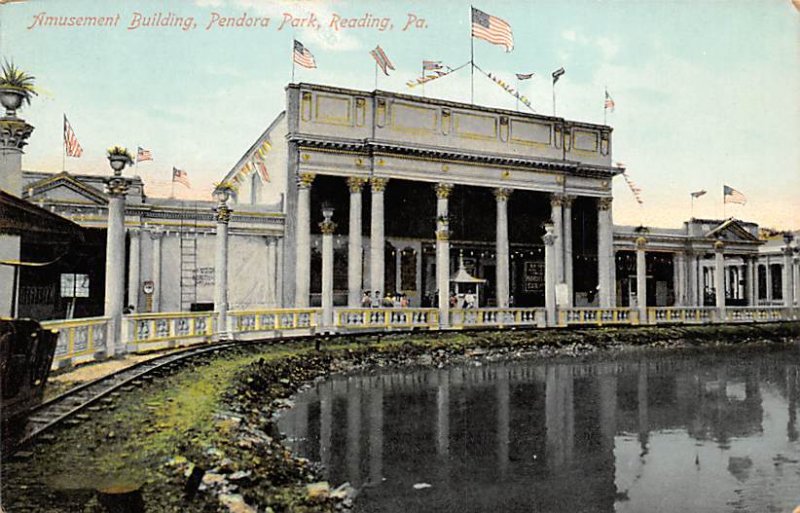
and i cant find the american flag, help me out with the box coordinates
[516,72,534,80]
[293,40,316,69]
[604,90,615,112]
[691,190,707,198]
[552,67,566,84]
[137,146,153,162]
[63,115,83,158]
[172,167,190,188]
[723,185,746,205]
[423,60,442,71]
[370,45,395,76]
[471,7,513,53]
[622,172,644,205]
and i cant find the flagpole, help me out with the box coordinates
[516,77,519,112]
[421,62,425,98]
[552,81,556,116]
[603,86,607,125]
[470,5,474,104]
[291,38,296,83]
[691,195,694,219]
[374,61,378,90]
[62,114,66,172]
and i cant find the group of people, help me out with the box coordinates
[420,291,478,309]
[361,290,410,308]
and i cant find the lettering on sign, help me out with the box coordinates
[524,261,544,293]
[195,267,215,286]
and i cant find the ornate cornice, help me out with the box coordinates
[0,117,34,152]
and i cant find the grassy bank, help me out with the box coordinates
[3,323,799,512]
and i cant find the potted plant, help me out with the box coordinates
[0,61,38,115]
[106,146,134,174]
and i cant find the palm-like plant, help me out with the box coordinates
[0,61,38,105]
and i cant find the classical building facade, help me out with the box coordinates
[4,82,798,322]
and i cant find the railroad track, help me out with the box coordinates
[12,328,422,454]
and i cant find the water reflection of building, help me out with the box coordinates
[277,354,796,512]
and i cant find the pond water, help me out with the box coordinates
[277,346,800,513]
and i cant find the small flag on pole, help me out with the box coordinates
[136,146,153,162]
[172,167,190,188]
[471,7,514,52]
[423,60,442,72]
[622,172,644,205]
[370,45,395,76]
[63,115,83,158]
[604,90,615,112]
[552,67,566,84]
[690,190,707,198]
[293,40,317,69]
[516,72,534,80]
[723,185,746,205]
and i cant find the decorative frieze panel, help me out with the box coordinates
[511,119,552,146]
[454,111,498,140]
[314,94,353,126]
[391,102,439,134]
[573,129,599,152]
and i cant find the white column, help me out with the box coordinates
[276,237,285,307]
[766,258,773,304]
[793,255,800,308]
[783,244,794,308]
[635,237,647,322]
[747,256,756,306]
[550,194,565,286]
[150,228,164,313]
[685,252,696,306]
[494,188,512,308]
[320,209,336,329]
[370,178,388,299]
[673,252,684,306]
[436,183,453,327]
[295,173,314,307]
[103,176,130,356]
[347,177,365,307]
[395,245,402,292]
[127,228,141,311]
[563,195,575,306]
[265,237,277,307]
[597,197,614,308]
[0,106,33,317]
[543,224,557,326]
[714,241,726,317]
[214,199,231,339]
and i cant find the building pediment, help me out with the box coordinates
[23,172,108,206]
[704,219,760,242]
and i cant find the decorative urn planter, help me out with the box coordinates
[108,155,129,175]
[0,88,25,116]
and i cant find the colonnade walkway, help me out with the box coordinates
[41,305,799,370]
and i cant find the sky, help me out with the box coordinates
[2,0,798,229]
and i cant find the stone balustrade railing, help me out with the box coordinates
[39,305,798,369]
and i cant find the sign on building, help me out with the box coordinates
[60,273,90,298]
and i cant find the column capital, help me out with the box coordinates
[0,117,35,152]
[346,176,367,193]
[435,182,453,199]
[713,240,725,252]
[214,203,233,224]
[319,219,337,235]
[297,172,316,189]
[542,224,557,246]
[370,177,389,192]
[104,176,131,198]
[148,227,165,240]
[562,194,576,207]
[635,236,647,249]
[493,187,513,201]
[436,229,450,241]
[598,196,613,211]
[127,227,141,238]
[550,193,566,207]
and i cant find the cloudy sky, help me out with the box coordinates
[2,0,798,229]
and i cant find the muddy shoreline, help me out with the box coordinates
[3,323,799,512]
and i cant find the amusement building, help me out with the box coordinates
[1,82,798,366]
